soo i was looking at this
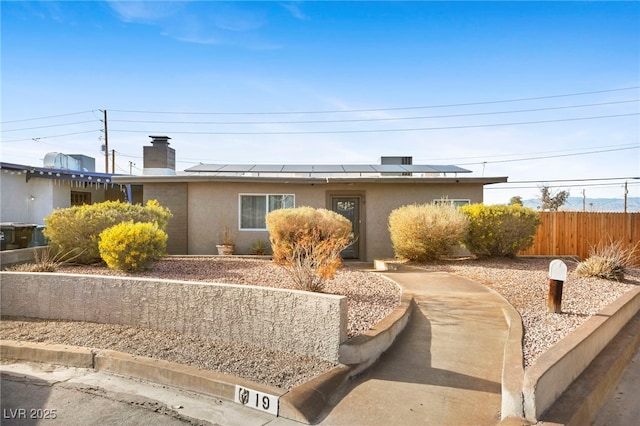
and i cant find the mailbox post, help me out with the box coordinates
[547,259,567,314]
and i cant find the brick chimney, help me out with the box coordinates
[143,135,176,175]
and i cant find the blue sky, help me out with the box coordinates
[1,1,639,206]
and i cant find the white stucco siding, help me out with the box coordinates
[0,172,56,224]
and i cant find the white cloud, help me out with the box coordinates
[280,2,309,21]
[106,1,186,23]
[105,1,281,49]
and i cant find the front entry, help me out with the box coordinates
[331,197,361,259]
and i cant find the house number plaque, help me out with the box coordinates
[234,385,279,416]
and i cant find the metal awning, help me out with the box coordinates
[0,162,120,185]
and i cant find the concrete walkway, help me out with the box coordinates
[313,268,510,425]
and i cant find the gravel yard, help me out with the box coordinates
[414,257,639,368]
[1,257,401,389]
[2,256,638,387]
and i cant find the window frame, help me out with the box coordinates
[238,193,295,231]
[433,198,471,207]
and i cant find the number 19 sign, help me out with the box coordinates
[234,385,279,416]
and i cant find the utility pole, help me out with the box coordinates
[624,181,628,213]
[582,189,586,212]
[129,161,135,175]
[111,149,115,174]
[102,110,109,173]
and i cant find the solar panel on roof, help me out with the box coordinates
[313,165,345,172]
[342,165,377,173]
[429,165,470,173]
[184,163,471,174]
[252,165,284,172]
[281,165,311,173]
[221,164,253,172]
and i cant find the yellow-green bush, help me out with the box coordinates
[388,203,469,261]
[266,207,353,292]
[44,200,172,264]
[460,204,540,258]
[98,221,167,271]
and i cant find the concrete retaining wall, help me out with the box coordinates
[0,246,45,269]
[522,287,640,422]
[499,303,526,421]
[0,272,347,363]
[339,292,413,370]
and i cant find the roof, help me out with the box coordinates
[0,162,121,185]
[184,163,471,174]
[112,174,507,186]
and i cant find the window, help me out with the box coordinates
[433,198,470,207]
[240,194,294,230]
[71,191,91,206]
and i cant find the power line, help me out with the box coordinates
[108,99,639,125]
[108,86,639,115]
[0,110,96,124]
[417,143,639,162]
[458,145,639,166]
[0,130,101,143]
[0,120,99,133]
[500,176,639,184]
[486,181,640,190]
[110,112,639,135]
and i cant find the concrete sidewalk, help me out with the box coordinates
[311,267,510,425]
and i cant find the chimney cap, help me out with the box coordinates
[149,135,171,144]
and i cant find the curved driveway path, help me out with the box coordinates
[316,269,509,426]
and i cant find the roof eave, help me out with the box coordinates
[113,175,508,185]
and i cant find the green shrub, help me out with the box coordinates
[266,207,353,292]
[388,203,468,261]
[576,240,638,281]
[43,200,172,264]
[460,204,541,258]
[250,239,270,255]
[98,221,167,271]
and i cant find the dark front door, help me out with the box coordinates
[332,197,360,259]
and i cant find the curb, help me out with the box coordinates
[540,312,640,425]
[499,299,526,421]
[94,349,285,401]
[0,340,94,368]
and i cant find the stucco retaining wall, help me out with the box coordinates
[0,272,347,363]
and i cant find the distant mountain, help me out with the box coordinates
[522,197,640,212]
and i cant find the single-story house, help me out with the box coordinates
[113,136,507,261]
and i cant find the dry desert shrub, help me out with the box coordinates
[388,203,468,261]
[576,240,639,281]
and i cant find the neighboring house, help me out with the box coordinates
[0,154,130,237]
[113,136,508,261]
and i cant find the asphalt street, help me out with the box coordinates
[0,362,294,426]
[3,349,640,426]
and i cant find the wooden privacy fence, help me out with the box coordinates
[519,212,640,264]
